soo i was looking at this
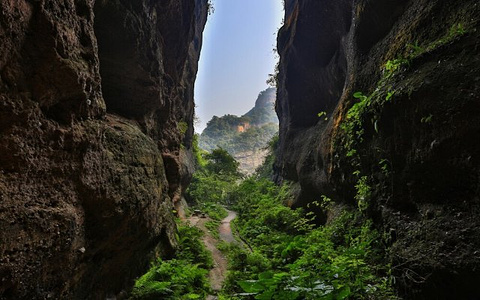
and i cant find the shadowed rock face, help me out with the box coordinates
[0,0,207,298]
[275,0,480,298]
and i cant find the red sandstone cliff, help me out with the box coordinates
[0,0,207,298]
[275,0,480,298]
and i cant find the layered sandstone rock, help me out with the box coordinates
[275,0,480,298]
[0,0,207,298]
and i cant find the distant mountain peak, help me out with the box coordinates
[243,88,278,126]
[254,87,276,108]
[199,87,279,174]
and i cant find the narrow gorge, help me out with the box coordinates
[1,0,479,299]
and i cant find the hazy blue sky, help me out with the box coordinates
[194,0,284,132]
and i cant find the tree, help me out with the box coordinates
[205,148,240,176]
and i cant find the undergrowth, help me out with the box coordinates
[219,178,396,299]
[206,220,221,239]
[130,225,212,300]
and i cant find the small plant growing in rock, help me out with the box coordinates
[207,0,215,15]
[385,91,395,101]
[379,159,391,177]
[355,176,371,212]
[421,114,433,123]
[178,121,188,136]
[317,111,328,121]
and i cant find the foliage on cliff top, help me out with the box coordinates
[199,88,278,154]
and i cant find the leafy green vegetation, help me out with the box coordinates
[192,134,207,168]
[133,125,396,299]
[201,201,228,221]
[131,225,212,300]
[204,148,241,177]
[337,22,470,197]
[267,61,280,88]
[132,147,243,299]
[216,178,395,299]
[317,111,328,121]
[187,148,242,208]
[421,114,433,124]
[190,129,396,299]
[355,176,371,212]
[178,121,188,136]
[205,220,221,239]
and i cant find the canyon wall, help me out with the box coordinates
[275,0,480,298]
[0,0,207,298]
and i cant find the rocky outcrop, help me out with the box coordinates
[275,0,480,298]
[234,148,269,176]
[199,88,278,175]
[0,0,207,298]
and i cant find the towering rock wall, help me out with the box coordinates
[0,0,207,298]
[275,0,480,298]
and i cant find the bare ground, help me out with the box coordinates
[187,210,237,299]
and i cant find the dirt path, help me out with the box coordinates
[187,210,237,299]
[219,211,237,243]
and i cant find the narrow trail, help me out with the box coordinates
[219,210,237,243]
[187,209,238,300]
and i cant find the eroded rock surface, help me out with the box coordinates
[275,0,480,298]
[0,0,207,298]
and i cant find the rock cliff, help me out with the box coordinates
[199,88,278,175]
[0,0,207,298]
[275,0,480,298]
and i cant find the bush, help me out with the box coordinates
[186,147,241,206]
[222,178,396,299]
[130,225,212,299]
[130,259,209,300]
[176,225,213,269]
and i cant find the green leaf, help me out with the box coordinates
[385,91,395,101]
[239,280,265,293]
[259,271,274,280]
[256,290,274,300]
[337,286,351,299]
[353,92,365,99]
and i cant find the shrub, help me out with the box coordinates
[221,178,396,299]
[130,225,212,299]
